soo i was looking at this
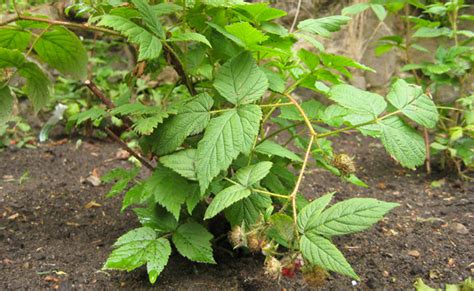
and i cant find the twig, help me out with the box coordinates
[283,93,316,136]
[289,0,302,33]
[104,128,155,171]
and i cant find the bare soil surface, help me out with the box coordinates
[0,135,472,290]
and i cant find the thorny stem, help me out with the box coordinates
[84,81,154,171]
[223,177,289,199]
[283,93,316,136]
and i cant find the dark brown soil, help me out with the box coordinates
[0,135,472,290]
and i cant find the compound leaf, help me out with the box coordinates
[300,232,359,279]
[196,104,262,192]
[172,222,215,263]
[329,84,386,118]
[225,192,272,226]
[132,0,165,38]
[168,31,211,47]
[0,27,32,51]
[225,22,268,47]
[18,62,51,112]
[104,227,171,284]
[213,51,268,105]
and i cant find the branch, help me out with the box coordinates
[104,128,155,171]
[163,43,196,96]
[283,93,316,136]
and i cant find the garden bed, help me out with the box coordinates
[1,135,472,290]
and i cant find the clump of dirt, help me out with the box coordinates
[0,135,472,290]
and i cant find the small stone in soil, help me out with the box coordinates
[451,222,469,234]
[408,250,420,258]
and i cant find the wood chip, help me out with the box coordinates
[408,250,420,258]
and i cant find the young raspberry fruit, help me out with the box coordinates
[264,257,282,280]
[332,153,356,175]
[246,233,261,253]
[227,226,245,249]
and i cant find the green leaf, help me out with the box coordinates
[0,27,32,51]
[300,232,359,279]
[225,192,272,226]
[33,27,88,79]
[387,79,438,128]
[370,4,387,21]
[132,112,169,135]
[168,31,211,47]
[329,84,387,119]
[196,104,262,192]
[342,3,370,15]
[413,27,451,38]
[122,183,145,211]
[235,161,273,187]
[145,166,191,220]
[279,99,323,121]
[104,227,171,284]
[204,184,251,219]
[172,222,215,263]
[308,198,398,236]
[261,67,285,93]
[132,0,165,38]
[213,51,268,105]
[225,22,268,47]
[267,213,294,247]
[255,140,302,162]
[297,192,334,233]
[74,107,106,125]
[0,47,25,68]
[160,149,197,181]
[0,86,13,123]
[102,167,140,197]
[18,62,51,112]
[111,103,161,115]
[379,116,425,169]
[155,93,213,155]
[98,15,162,61]
[207,22,245,47]
[133,206,179,232]
[297,16,352,38]
[234,3,287,22]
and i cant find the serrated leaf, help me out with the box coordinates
[155,93,213,155]
[172,222,215,263]
[122,183,145,211]
[225,192,272,226]
[308,198,398,236]
[207,22,245,47]
[133,205,179,233]
[379,116,425,169]
[33,27,88,79]
[104,227,171,284]
[213,51,268,105]
[111,103,161,116]
[261,67,285,93]
[196,104,262,192]
[98,15,162,61]
[234,3,287,22]
[0,86,13,123]
[235,161,273,187]
[204,184,251,219]
[342,3,370,15]
[297,16,351,38]
[255,140,302,162]
[160,149,197,181]
[132,112,169,135]
[300,232,359,279]
[387,79,438,128]
[132,0,165,38]
[267,213,294,247]
[168,31,211,47]
[145,166,191,220]
[74,107,106,125]
[18,62,51,112]
[0,47,25,68]
[225,22,268,47]
[297,192,334,233]
[413,27,451,38]
[0,27,32,51]
[102,167,140,198]
[329,84,387,119]
[279,99,323,121]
